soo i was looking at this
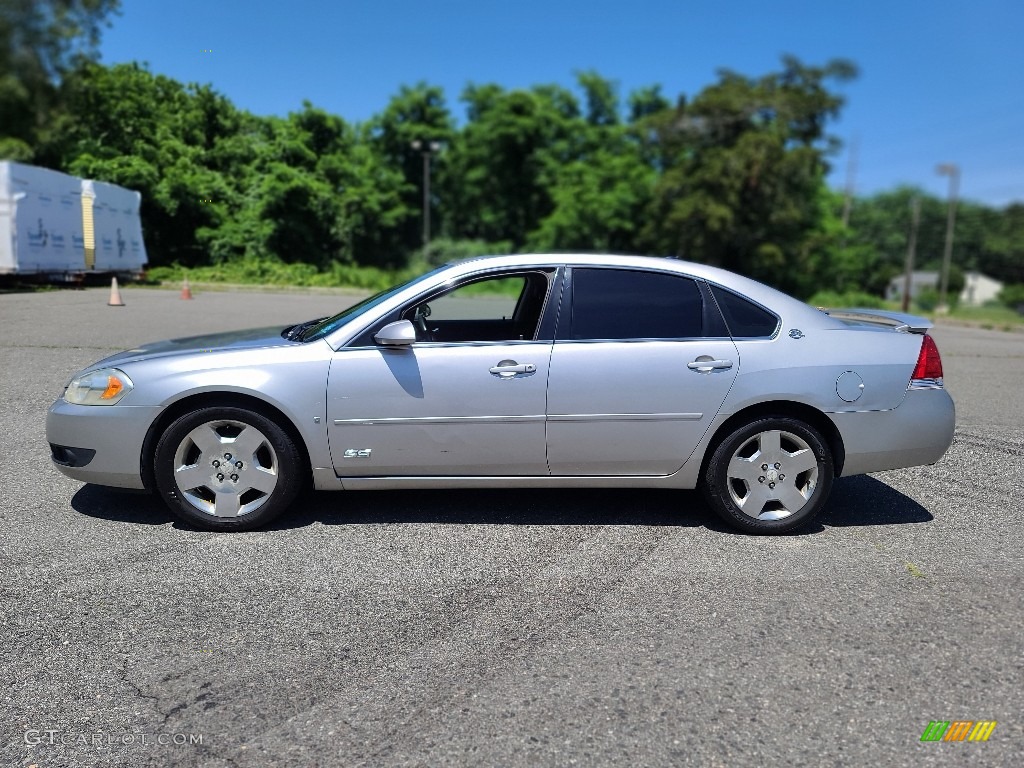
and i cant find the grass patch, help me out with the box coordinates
[0,280,60,294]
[147,260,430,292]
[936,304,1024,328]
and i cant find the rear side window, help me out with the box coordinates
[570,269,703,340]
[710,285,779,338]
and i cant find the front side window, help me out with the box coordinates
[423,276,525,322]
[403,271,552,343]
[300,265,448,342]
[569,268,704,340]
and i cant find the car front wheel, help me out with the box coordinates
[153,406,303,531]
[702,417,834,534]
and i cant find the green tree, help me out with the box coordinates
[643,56,857,297]
[838,188,943,295]
[49,62,236,266]
[0,0,121,159]
[982,203,1024,284]
[627,85,670,123]
[191,103,410,269]
[295,108,410,268]
[576,70,619,126]
[442,84,582,248]
[528,148,653,252]
[367,83,454,253]
[840,189,1021,295]
[528,73,654,253]
[48,63,411,269]
[998,282,1024,311]
[798,187,894,296]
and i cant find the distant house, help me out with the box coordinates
[886,271,942,304]
[886,270,1004,307]
[960,271,1004,306]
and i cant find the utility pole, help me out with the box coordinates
[936,163,960,313]
[411,140,441,246]
[902,197,920,312]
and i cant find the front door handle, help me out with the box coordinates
[490,360,537,378]
[688,357,733,373]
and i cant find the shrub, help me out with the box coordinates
[998,283,1024,313]
[914,287,959,312]
[147,259,429,291]
[806,290,886,309]
[914,287,939,312]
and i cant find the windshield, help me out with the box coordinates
[298,266,448,342]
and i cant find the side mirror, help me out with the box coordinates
[374,319,417,346]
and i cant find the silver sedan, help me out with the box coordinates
[47,254,955,534]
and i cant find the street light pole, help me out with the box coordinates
[411,140,441,247]
[936,163,960,313]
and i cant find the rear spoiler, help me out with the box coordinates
[820,308,933,334]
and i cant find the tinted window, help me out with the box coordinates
[570,269,703,340]
[710,285,779,338]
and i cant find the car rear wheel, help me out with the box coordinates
[153,406,303,531]
[702,417,833,534]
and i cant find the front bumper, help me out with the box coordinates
[830,388,956,476]
[45,398,162,489]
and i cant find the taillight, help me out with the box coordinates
[910,334,944,389]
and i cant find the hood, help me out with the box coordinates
[92,326,295,368]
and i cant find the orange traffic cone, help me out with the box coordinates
[108,276,125,306]
[180,275,193,300]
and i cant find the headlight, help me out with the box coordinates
[64,368,134,405]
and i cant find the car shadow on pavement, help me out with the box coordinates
[281,475,932,533]
[69,474,931,533]
[820,475,933,528]
[277,487,714,530]
[71,484,177,526]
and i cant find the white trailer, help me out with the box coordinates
[0,161,148,280]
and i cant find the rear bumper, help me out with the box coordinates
[45,398,161,489]
[830,388,955,476]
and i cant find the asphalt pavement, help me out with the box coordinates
[1,285,1021,767]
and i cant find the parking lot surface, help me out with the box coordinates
[2,286,1021,767]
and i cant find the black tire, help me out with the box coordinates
[153,406,304,532]
[702,416,833,534]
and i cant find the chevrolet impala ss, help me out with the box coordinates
[47,254,955,534]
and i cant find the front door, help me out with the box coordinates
[327,270,556,477]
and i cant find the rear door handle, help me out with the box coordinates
[490,360,536,377]
[688,358,733,373]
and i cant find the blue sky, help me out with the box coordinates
[98,0,1023,206]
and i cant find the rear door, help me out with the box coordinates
[546,267,738,476]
